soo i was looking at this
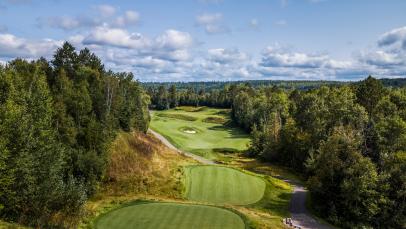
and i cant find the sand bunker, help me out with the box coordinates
[180,126,198,134]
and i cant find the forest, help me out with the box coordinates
[146,77,406,229]
[0,42,150,227]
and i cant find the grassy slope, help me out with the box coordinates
[95,202,245,229]
[185,165,266,205]
[149,106,250,161]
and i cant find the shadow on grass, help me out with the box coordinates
[207,125,249,139]
[249,177,292,219]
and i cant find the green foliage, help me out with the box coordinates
[0,43,150,227]
[147,76,405,228]
[307,126,380,228]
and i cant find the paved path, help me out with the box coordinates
[148,129,215,165]
[149,127,334,229]
[288,182,334,229]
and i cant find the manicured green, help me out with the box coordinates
[95,202,245,229]
[185,165,266,205]
[150,107,250,160]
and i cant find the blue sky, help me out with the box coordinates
[1,0,406,81]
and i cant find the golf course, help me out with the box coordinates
[94,106,292,229]
[149,106,250,161]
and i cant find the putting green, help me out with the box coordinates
[185,166,266,205]
[95,202,245,229]
[150,107,250,160]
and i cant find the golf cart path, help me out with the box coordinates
[148,129,215,165]
[285,179,334,229]
[149,128,333,229]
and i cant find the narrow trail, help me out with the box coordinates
[148,128,334,229]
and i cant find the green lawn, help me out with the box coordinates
[185,165,266,205]
[150,107,250,161]
[95,202,245,229]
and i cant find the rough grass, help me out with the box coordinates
[156,113,198,121]
[95,201,245,229]
[175,106,208,112]
[103,131,193,198]
[0,220,30,229]
[202,116,226,124]
[150,107,250,161]
[185,165,266,205]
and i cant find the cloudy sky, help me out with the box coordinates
[0,0,406,81]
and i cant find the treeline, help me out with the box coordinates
[144,80,346,93]
[143,77,406,93]
[0,42,149,227]
[147,77,405,228]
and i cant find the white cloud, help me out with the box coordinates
[196,13,222,25]
[378,26,406,49]
[195,13,229,34]
[0,33,62,58]
[208,48,248,64]
[37,7,139,31]
[249,18,259,29]
[114,10,140,27]
[261,46,331,68]
[359,50,404,67]
[83,26,151,49]
[155,29,193,50]
[95,4,116,17]
[358,26,406,72]
[37,15,100,31]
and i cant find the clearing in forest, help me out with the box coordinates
[185,165,266,205]
[95,202,245,229]
[150,106,250,161]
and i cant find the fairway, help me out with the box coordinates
[185,165,266,205]
[150,107,250,160]
[95,202,245,229]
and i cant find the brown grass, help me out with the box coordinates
[103,131,194,198]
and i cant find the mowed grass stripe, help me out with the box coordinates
[96,203,245,229]
[185,166,266,205]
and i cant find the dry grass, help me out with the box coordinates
[103,131,194,197]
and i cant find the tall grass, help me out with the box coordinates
[104,131,189,198]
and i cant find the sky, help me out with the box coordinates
[0,0,406,82]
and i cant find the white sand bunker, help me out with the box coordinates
[180,127,198,134]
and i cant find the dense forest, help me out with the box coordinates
[143,77,406,92]
[146,77,406,229]
[0,42,150,227]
